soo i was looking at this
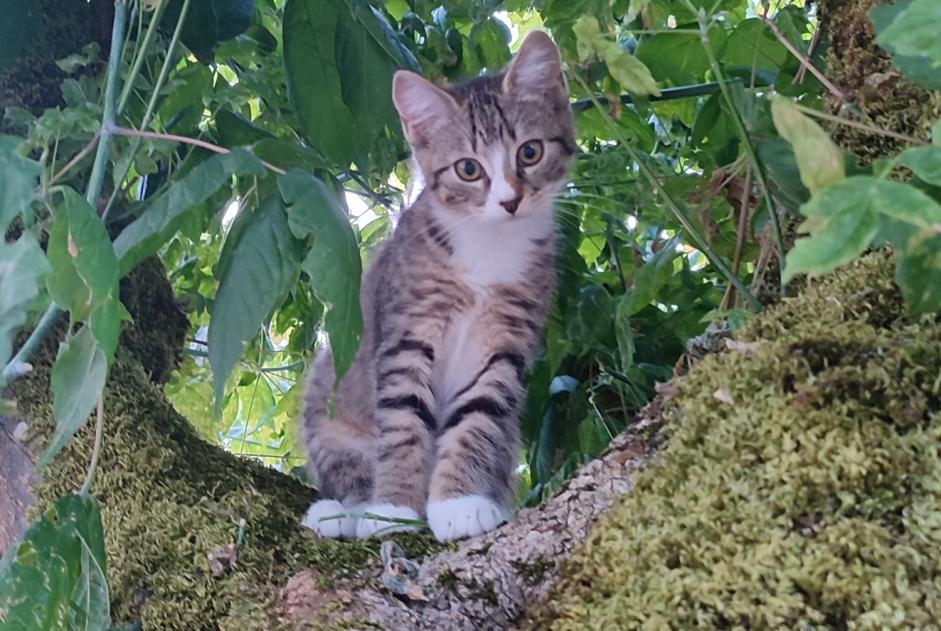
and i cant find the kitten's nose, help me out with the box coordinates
[500,196,522,215]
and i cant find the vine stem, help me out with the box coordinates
[80,397,105,496]
[571,73,763,311]
[117,0,169,116]
[1,2,129,389]
[685,0,787,296]
[103,0,191,220]
[109,125,288,174]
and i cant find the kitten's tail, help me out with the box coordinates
[301,348,374,505]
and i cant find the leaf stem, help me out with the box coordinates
[686,0,787,296]
[108,125,287,174]
[48,133,101,187]
[79,397,105,496]
[0,306,61,387]
[571,73,763,311]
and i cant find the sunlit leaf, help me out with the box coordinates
[572,16,660,96]
[771,98,845,195]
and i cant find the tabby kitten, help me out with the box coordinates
[300,30,575,542]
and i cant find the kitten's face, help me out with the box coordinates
[393,31,575,221]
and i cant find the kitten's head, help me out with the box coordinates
[392,31,575,221]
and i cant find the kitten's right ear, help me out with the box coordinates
[392,71,459,144]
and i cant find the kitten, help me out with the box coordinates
[300,31,575,542]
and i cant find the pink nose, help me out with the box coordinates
[500,196,522,214]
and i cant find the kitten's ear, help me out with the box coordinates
[392,71,460,143]
[503,31,567,99]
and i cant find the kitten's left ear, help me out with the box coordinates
[503,31,567,100]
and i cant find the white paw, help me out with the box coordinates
[355,503,421,539]
[426,495,507,542]
[302,499,359,539]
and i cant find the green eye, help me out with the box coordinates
[454,158,483,181]
[517,140,544,166]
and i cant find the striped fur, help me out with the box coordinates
[301,31,574,541]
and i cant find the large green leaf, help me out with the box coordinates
[870,2,941,90]
[113,148,264,276]
[0,135,41,232]
[635,28,726,86]
[771,98,845,195]
[39,326,108,468]
[0,236,48,367]
[46,188,128,360]
[874,0,941,66]
[278,170,363,384]
[284,0,402,169]
[896,230,941,315]
[0,494,109,631]
[208,195,303,412]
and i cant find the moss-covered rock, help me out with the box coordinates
[534,252,941,628]
[817,0,941,160]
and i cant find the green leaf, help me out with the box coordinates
[721,18,788,77]
[208,195,303,413]
[284,0,402,169]
[0,135,41,232]
[897,145,941,187]
[45,189,129,363]
[0,494,110,631]
[635,29,725,86]
[771,98,845,194]
[346,0,420,71]
[619,243,679,317]
[870,1,941,90]
[0,1,42,72]
[0,236,49,366]
[572,16,660,96]
[896,229,941,314]
[875,0,941,66]
[113,148,265,276]
[39,326,108,467]
[278,170,363,384]
[784,178,881,280]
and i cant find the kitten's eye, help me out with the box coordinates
[517,140,544,166]
[454,158,484,181]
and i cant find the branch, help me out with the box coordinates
[757,13,847,101]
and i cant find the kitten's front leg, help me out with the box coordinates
[427,350,525,541]
[356,335,438,538]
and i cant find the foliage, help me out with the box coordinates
[536,252,941,629]
[1,0,940,624]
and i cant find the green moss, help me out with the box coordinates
[535,252,941,629]
[10,264,441,629]
[817,0,941,161]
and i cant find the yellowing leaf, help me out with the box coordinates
[572,15,661,96]
[771,98,844,195]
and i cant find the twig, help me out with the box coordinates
[793,27,821,86]
[117,0,169,115]
[793,103,930,146]
[108,125,288,175]
[757,13,846,101]
[48,133,100,187]
[79,397,105,496]
[721,165,754,310]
